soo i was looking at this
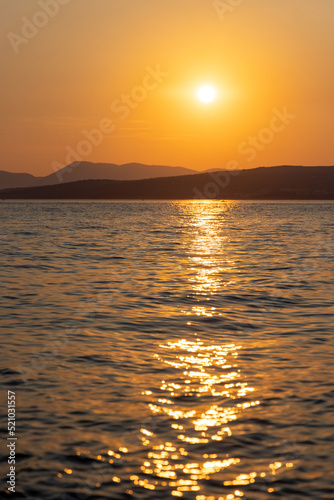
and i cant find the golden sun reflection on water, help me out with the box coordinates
[76,334,294,498]
[69,203,295,499]
[185,203,237,332]
[123,339,262,498]
[123,204,291,498]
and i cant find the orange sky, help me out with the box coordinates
[1,0,334,176]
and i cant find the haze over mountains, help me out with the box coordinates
[2,166,333,200]
[0,162,198,190]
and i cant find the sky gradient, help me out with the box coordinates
[1,0,334,175]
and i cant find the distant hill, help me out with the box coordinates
[0,162,198,190]
[1,166,333,200]
[0,170,38,190]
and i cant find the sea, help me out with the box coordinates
[1,200,334,500]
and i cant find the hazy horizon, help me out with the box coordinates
[5,161,334,179]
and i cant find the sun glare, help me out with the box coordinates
[197,85,216,103]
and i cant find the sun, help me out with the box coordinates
[196,85,216,103]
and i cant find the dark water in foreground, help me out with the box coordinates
[1,201,334,500]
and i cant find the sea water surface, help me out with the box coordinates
[1,201,334,500]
